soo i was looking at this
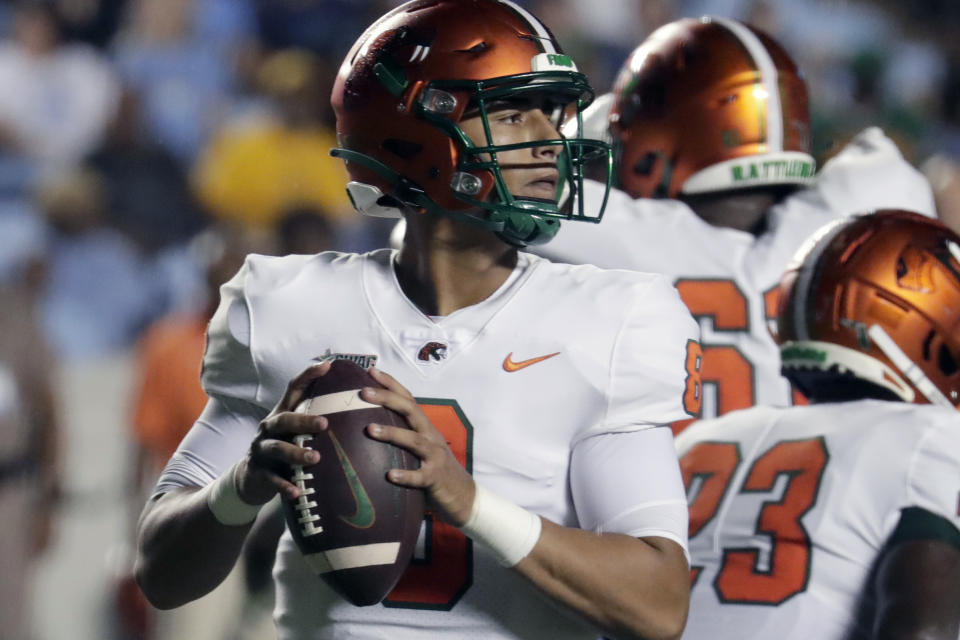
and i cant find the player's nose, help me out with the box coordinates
[530,109,560,159]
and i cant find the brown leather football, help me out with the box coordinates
[282,359,424,606]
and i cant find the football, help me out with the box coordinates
[282,359,425,606]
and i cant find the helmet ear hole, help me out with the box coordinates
[633,152,658,176]
[382,139,423,159]
[938,344,958,376]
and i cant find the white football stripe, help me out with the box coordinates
[712,17,782,151]
[304,542,401,574]
[497,0,557,54]
[297,389,379,416]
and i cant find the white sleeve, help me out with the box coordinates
[571,427,689,559]
[560,91,613,144]
[906,415,960,532]
[153,396,267,496]
[201,258,268,408]
[152,258,270,496]
[598,276,701,435]
[809,127,935,218]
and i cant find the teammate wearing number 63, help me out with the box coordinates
[676,210,960,639]
[536,17,936,431]
[134,2,701,639]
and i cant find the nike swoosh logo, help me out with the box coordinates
[328,431,376,529]
[503,351,561,372]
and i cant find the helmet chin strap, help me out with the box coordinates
[440,203,559,247]
[332,146,504,230]
[337,144,574,251]
[495,211,560,247]
[331,147,560,247]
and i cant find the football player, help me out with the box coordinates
[536,17,936,428]
[134,2,700,639]
[676,210,960,638]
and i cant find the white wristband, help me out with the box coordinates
[204,461,262,526]
[459,485,542,567]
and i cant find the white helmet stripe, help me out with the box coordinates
[712,17,783,152]
[788,217,852,341]
[497,0,557,54]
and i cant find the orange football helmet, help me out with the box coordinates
[609,16,814,199]
[330,0,611,246]
[777,210,960,408]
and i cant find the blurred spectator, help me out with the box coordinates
[0,1,119,165]
[130,224,261,478]
[0,277,61,640]
[86,90,206,254]
[126,223,274,640]
[254,0,380,59]
[35,166,162,360]
[111,0,244,162]
[0,198,48,291]
[276,205,336,255]
[192,48,353,233]
[55,0,128,48]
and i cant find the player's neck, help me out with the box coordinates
[681,190,782,235]
[395,213,518,317]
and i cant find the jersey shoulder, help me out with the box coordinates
[674,404,783,452]
[536,180,699,268]
[201,249,379,405]
[238,250,369,296]
[531,257,702,431]
[530,254,689,317]
[875,403,960,529]
[799,127,935,218]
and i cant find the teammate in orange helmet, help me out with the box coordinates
[538,17,936,429]
[135,2,700,638]
[676,210,960,639]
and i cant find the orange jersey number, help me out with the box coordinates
[683,339,704,417]
[674,279,756,419]
[383,399,474,610]
[680,437,829,604]
[682,441,741,585]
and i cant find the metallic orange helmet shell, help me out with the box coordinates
[330,0,610,246]
[610,16,814,199]
[777,210,960,408]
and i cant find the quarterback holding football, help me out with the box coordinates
[135,2,701,639]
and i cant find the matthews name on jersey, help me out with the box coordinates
[155,248,700,640]
[538,127,935,419]
[675,400,960,639]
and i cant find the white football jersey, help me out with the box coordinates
[674,400,960,639]
[156,249,700,639]
[539,128,935,420]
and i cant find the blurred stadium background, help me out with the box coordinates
[1,0,959,638]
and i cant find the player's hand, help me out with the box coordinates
[236,362,331,505]
[362,367,476,526]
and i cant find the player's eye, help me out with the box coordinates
[494,111,524,125]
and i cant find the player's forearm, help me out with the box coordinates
[134,487,253,609]
[515,520,689,640]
